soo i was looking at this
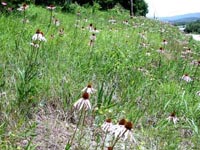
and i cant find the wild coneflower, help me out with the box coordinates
[157,47,165,53]
[181,74,192,82]
[90,33,96,41]
[46,4,56,10]
[32,29,47,42]
[73,92,91,111]
[123,121,136,142]
[52,16,60,26]
[88,23,94,31]
[7,7,13,12]
[17,3,29,11]
[58,28,64,36]
[1,2,7,6]
[101,119,113,132]
[162,39,168,45]
[89,33,96,47]
[47,5,56,26]
[123,20,129,25]
[91,27,100,33]
[112,119,127,138]
[167,112,179,124]
[81,83,96,94]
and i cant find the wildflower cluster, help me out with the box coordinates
[101,118,136,149]
[67,84,96,148]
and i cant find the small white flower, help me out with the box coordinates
[123,20,129,25]
[81,84,96,94]
[17,4,29,11]
[32,29,47,42]
[162,39,168,45]
[74,92,91,111]
[156,47,165,53]
[123,130,136,143]
[46,5,56,10]
[53,18,60,26]
[58,28,64,36]
[90,34,96,41]
[167,112,179,124]
[110,119,126,138]
[181,74,192,82]
[1,2,7,6]
[101,119,113,132]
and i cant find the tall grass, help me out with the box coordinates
[0,4,199,149]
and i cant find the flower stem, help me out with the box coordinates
[67,108,84,145]
[112,129,127,149]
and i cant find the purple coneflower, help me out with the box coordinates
[1,2,7,6]
[101,119,113,132]
[123,121,136,142]
[81,83,96,94]
[17,4,29,11]
[73,92,91,111]
[32,29,47,42]
[46,4,56,10]
[181,74,192,82]
[167,112,179,124]
[157,47,165,53]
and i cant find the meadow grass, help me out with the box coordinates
[0,4,200,150]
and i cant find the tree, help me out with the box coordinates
[130,0,134,17]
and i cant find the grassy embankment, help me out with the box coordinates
[0,4,200,149]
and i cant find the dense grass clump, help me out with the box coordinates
[0,4,200,150]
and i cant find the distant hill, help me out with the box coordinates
[159,12,200,23]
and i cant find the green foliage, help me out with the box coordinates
[0,4,200,149]
[184,20,200,34]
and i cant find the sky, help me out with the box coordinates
[144,0,200,18]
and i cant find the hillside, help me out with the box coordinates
[0,5,200,150]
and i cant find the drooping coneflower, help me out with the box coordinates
[89,33,96,47]
[112,119,127,138]
[123,20,129,25]
[181,74,192,82]
[46,4,56,10]
[157,47,165,53]
[73,92,91,111]
[88,23,94,31]
[167,112,179,124]
[162,39,168,45]
[17,3,29,11]
[101,119,113,132]
[32,29,47,42]
[81,83,96,94]
[58,28,64,36]
[1,2,7,6]
[123,121,136,142]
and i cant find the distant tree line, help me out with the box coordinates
[2,0,148,16]
[184,20,200,34]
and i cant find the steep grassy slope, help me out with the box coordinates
[0,5,200,149]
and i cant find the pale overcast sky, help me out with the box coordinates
[145,0,200,17]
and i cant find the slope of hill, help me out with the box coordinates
[0,5,200,150]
